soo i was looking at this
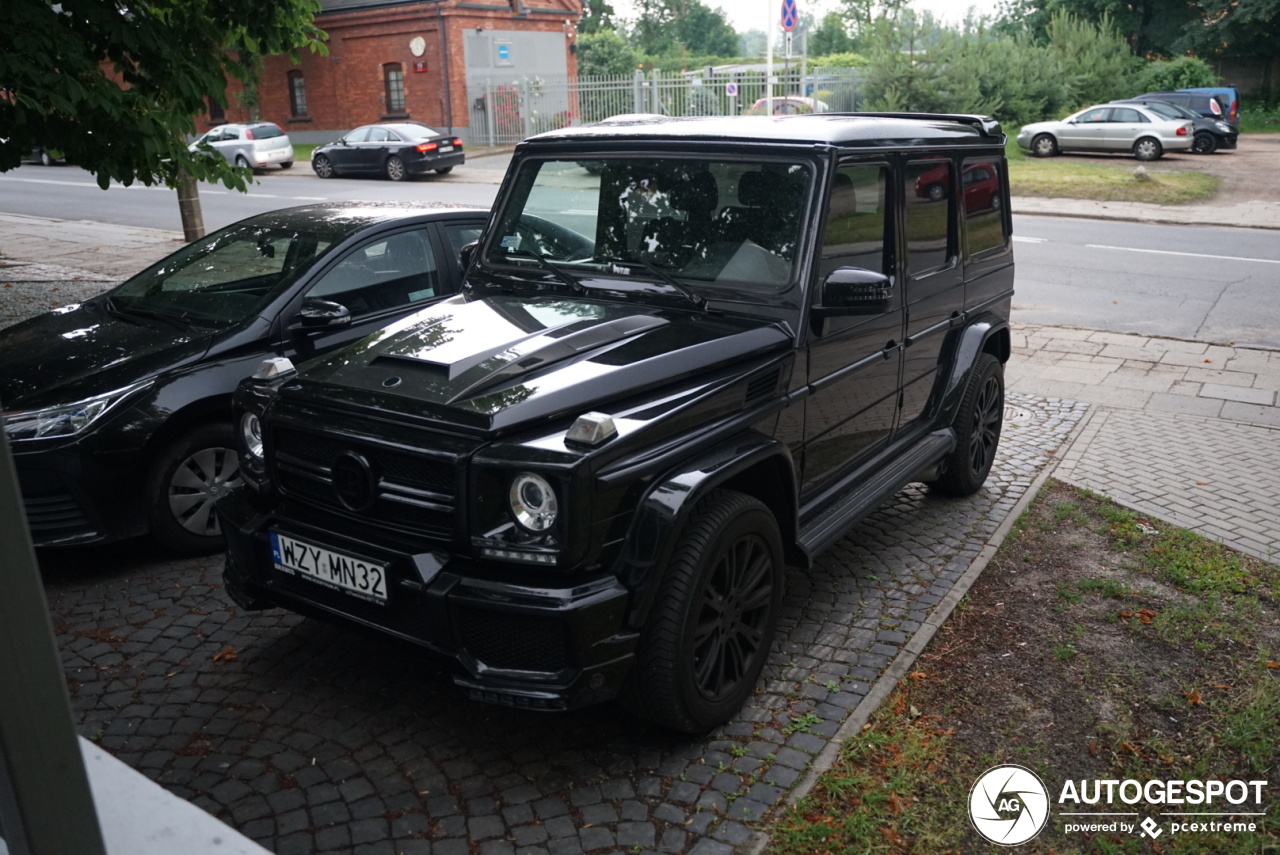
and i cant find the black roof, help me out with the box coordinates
[525,113,1004,149]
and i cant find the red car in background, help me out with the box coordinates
[914,162,1002,212]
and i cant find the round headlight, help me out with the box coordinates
[509,472,558,532]
[240,413,263,460]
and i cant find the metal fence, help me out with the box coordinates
[466,66,862,147]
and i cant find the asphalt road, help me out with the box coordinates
[3,161,1277,347]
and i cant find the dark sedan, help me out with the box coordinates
[0,202,487,553]
[1113,98,1238,154]
[311,123,465,181]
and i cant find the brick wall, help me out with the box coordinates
[205,0,581,143]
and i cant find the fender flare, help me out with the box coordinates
[612,430,797,629]
[940,316,1008,420]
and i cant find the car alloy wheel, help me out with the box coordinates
[1192,132,1217,155]
[928,352,1004,497]
[927,183,945,201]
[312,154,335,178]
[386,156,407,181]
[1133,137,1163,161]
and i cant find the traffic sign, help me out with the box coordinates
[725,82,738,97]
[781,0,798,31]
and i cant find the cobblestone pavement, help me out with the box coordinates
[39,393,1084,855]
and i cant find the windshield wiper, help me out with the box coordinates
[106,297,193,331]
[503,250,584,295]
[594,255,706,311]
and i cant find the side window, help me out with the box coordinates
[819,164,887,278]
[288,70,307,117]
[962,158,1008,259]
[1079,108,1109,123]
[904,159,953,276]
[305,229,440,314]
[383,63,406,113]
[444,223,484,263]
[223,127,241,141]
[1111,108,1143,123]
[368,128,390,143]
[345,127,371,143]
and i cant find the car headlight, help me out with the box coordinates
[240,413,264,461]
[1215,122,1232,132]
[509,472,558,532]
[1,379,152,442]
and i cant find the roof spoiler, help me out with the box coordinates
[846,112,1003,139]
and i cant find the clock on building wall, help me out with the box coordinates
[409,36,426,57]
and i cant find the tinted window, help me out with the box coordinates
[904,159,953,275]
[1110,108,1144,123]
[307,229,440,312]
[253,124,284,139]
[820,164,887,278]
[444,223,484,261]
[962,159,1007,259]
[368,128,390,143]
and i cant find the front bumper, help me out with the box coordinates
[13,440,148,546]
[217,489,637,711]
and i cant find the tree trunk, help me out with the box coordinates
[176,173,205,241]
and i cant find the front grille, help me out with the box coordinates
[23,490,97,539]
[271,425,458,539]
[455,606,571,672]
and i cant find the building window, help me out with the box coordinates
[288,71,307,117]
[383,63,405,113]
[207,96,225,122]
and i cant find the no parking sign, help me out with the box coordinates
[725,82,738,97]
[781,0,798,31]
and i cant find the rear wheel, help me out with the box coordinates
[1031,134,1058,157]
[929,353,1004,497]
[435,166,453,175]
[280,160,294,169]
[312,154,335,178]
[1192,131,1217,155]
[39,150,53,166]
[146,424,242,554]
[990,192,1002,211]
[385,156,407,181]
[623,490,784,733]
[234,154,250,170]
[1133,137,1163,161]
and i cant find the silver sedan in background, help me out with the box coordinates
[1016,104,1193,161]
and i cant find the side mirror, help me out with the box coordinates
[459,240,479,272]
[814,267,892,317]
[296,297,351,330]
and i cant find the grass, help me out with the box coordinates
[291,143,316,162]
[1006,135,1221,204]
[764,483,1279,854]
[1239,103,1280,134]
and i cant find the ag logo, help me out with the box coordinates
[969,764,1050,846]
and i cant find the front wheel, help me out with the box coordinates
[1192,132,1217,155]
[40,150,53,166]
[623,491,784,733]
[1133,137,1163,161]
[1031,134,1058,157]
[926,182,945,201]
[990,192,1002,211]
[312,154,335,178]
[929,353,1004,497]
[385,155,407,181]
[146,424,242,554]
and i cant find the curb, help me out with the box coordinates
[743,404,1098,855]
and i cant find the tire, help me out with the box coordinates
[1031,134,1058,157]
[435,166,453,175]
[1192,132,1217,155]
[1133,137,1163,161]
[146,424,242,554]
[39,150,53,166]
[990,192,1002,211]
[312,154,335,179]
[235,154,250,170]
[623,490,784,733]
[280,160,294,169]
[929,353,1004,497]
[926,182,945,201]
[385,155,406,181]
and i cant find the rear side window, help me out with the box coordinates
[1110,108,1145,123]
[961,158,1008,259]
[904,159,954,276]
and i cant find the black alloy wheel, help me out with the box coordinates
[624,490,784,733]
[928,352,1004,497]
[1192,131,1217,155]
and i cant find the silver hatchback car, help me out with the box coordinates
[190,122,294,171]
[1016,104,1193,161]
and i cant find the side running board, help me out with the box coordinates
[797,429,955,559]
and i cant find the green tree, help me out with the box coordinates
[2,0,325,237]
[578,0,617,35]
[810,12,855,55]
[1176,0,1280,59]
[577,28,640,76]
[1045,10,1140,105]
[632,0,740,58]
[1136,56,1217,91]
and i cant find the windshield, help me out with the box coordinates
[110,220,339,326]
[483,156,812,299]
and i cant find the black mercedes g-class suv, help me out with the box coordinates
[219,113,1014,732]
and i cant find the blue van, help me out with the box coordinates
[1181,86,1240,125]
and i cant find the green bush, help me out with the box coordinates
[1136,56,1217,93]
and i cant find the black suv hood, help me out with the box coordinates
[0,298,212,411]
[284,293,790,432]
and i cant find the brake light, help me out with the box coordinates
[1209,99,1222,115]
[1176,125,1188,136]
[453,138,463,148]
[1231,99,1238,121]
[417,142,439,153]
[244,129,255,140]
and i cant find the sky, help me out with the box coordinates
[610,0,1005,34]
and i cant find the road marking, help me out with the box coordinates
[1086,243,1280,265]
[0,177,229,194]
[1013,236,1047,243]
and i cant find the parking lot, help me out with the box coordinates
[38,395,1083,855]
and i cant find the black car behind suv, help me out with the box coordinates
[1115,97,1238,153]
[219,113,1015,731]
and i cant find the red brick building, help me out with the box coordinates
[206,0,582,144]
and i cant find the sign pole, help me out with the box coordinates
[765,0,773,115]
